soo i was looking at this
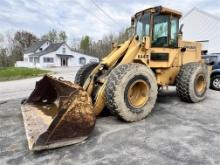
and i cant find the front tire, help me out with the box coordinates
[210,75,220,91]
[176,62,209,103]
[74,62,99,86]
[105,63,158,122]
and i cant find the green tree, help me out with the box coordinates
[0,49,8,67]
[41,29,68,43]
[48,29,58,43]
[59,31,67,42]
[77,28,130,59]
[41,29,58,43]
[10,45,23,63]
[80,35,90,53]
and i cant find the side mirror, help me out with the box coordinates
[179,24,184,34]
[131,16,135,26]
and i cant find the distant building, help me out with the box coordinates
[15,40,99,68]
[181,8,220,54]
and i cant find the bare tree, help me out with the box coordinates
[14,31,38,49]
[75,28,130,59]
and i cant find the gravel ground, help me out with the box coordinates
[0,88,220,165]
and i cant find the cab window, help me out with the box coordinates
[170,17,178,47]
[152,15,169,47]
[135,13,150,40]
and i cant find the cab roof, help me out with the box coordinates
[135,6,182,18]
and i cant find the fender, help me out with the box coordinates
[211,69,220,77]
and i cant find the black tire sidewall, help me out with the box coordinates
[105,63,157,122]
[211,75,220,91]
[190,64,209,101]
[74,62,98,86]
[176,63,209,103]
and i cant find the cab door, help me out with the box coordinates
[149,14,180,68]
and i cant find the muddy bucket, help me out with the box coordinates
[21,75,95,151]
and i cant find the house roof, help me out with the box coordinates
[29,42,65,57]
[24,40,48,54]
[182,8,220,21]
[56,54,74,58]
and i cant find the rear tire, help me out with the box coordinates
[176,62,209,103]
[210,75,220,91]
[105,63,158,122]
[74,62,99,86]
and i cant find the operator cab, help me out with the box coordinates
[133,6,182,48]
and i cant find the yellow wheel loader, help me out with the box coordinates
[21,6,209,151]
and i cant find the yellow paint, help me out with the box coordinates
[85,6,204,116]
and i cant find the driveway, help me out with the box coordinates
[0,88,220,165]
[0,67,79,102]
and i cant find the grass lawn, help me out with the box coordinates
[0,67,49,81]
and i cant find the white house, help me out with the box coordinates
[15,40,99,68]
[181,8,220,54]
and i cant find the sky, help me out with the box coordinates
[0,0,219,42]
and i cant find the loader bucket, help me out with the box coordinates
[21,75,95,151]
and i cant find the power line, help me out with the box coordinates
[90,0,120,26]
[73,0,114,27]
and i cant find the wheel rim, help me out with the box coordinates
[127,80,150,108]
[213,78,220,89]
[195,74,206,94]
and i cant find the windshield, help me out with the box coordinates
[135,13,150,40]
[152,15,169,47]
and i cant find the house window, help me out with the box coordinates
[43,57,54,63]
[89,59,97,62]
[79,57,86,65]
[62,47,66,54]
